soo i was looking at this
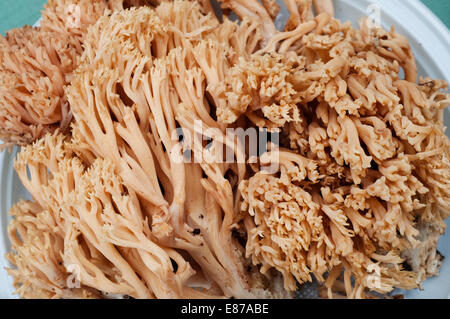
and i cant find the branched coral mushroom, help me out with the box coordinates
[4,0,450,299]
[0,0,165,148]
[8,2,290,299]
[0,1,108,148]
[219,0,450,298]
[11,132,226,298]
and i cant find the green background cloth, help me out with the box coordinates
[0,0,449,34]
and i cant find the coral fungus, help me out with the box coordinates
[4,0,450,299]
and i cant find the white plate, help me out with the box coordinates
[0,0,449,299]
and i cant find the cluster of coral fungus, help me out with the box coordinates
[2,0,450,299]
[0,0,155,147]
